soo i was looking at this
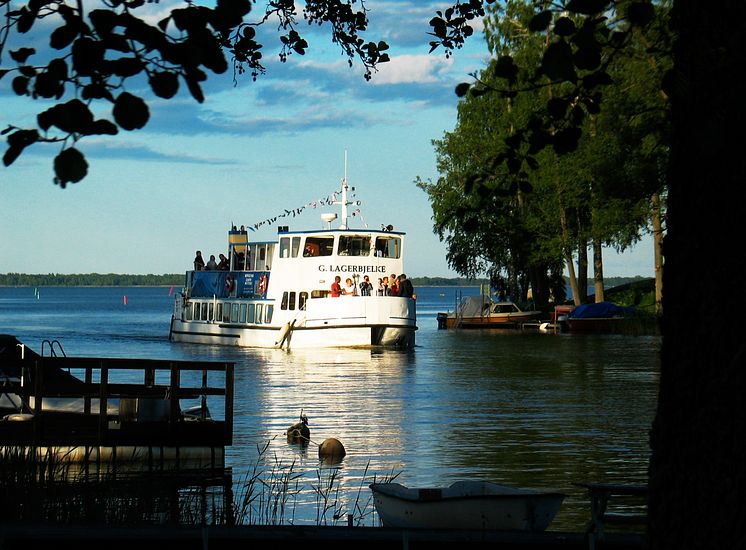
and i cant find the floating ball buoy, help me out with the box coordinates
[318,437,346,463]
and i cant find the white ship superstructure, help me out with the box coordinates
[169,167,416,349]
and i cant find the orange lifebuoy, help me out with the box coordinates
[224,274,235,293]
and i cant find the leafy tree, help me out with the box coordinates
[428,1,744,548]
[419,1,667,308]
[1,0,389,186]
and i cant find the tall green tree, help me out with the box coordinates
[428,1,745,548]
[419,1,667,308]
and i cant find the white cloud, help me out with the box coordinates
[370,54,454,85]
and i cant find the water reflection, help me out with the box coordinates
[215,333,659,529]
[0,287,659,531]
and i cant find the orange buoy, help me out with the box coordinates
[318,438,346,463]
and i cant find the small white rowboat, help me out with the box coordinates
[369,480,565,531]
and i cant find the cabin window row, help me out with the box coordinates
[279,234,401,259]
[280,291,308,311]
[184,301,274,324]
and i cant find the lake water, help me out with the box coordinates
[0,285,659,530]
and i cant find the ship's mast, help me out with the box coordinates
[338,150,350,229]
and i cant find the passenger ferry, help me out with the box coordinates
[169,170,417,349]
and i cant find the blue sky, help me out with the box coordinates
[0,1,653,278]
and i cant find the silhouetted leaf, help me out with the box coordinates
[528,10,552,32]
[9,48,35,63]
[455,82,471,97]
[565,0,610,16]
[493,55,518,81]
[54,147,88,187]
[113,92,149,130]
[3,129,39,166]
[85,119,119,136]
[110,57,144,77]
[149,71,179,99]
[627,1,655,27]
[72,38,105,76]
[50,23,79,50]
[33,71,65,99]
[573,40,602,71]
[38,99,94,133]
[552,127,582,154]
[184,73,205,103]
[554,17,577,37]
[18,9,36,33]
[547,97,569,119]
[582,71,613,89]
[89,9,118,36]
[542,41,577,82]
[48,58,68,80]
[12,76,29,96]
[18,65,37,77]
[82,83,114,101]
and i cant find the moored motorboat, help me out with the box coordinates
[565,301,635,333]
[437,295,542,329]
[369,480,565,531]
[169,160,417,349]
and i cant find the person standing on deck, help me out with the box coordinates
[194,251,205,271]
[359,275,373,296]
[398,274,415,299]
[331,276,342,297]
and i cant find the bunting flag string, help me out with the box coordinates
[245,186,362,232]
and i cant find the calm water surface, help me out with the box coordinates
[0,286,659,529]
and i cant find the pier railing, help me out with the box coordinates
[1,356,234,451]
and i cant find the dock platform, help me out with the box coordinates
[1,344,233,471]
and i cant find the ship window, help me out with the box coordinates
[201,303,208,320]
[256,304,264,324]
[375,236,401,259]
[231,303,239,323]
[305,236,334,257]
[216,303,222,321]
[281,292,289,310]
[239,303,247,323]
[185,304,192,321]
[223,303,231,322]
[279,237,291,258]
[208,303,214,321]
[311,290,328,299]
[291,237,301,258]
[248,303,256,323]
[265,305,273,323]
[288,292,296,310]
[299,292,308,310]
[338,235,371,256]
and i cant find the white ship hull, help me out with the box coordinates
[171,295,416,348]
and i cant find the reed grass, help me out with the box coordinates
[1,442,400,528]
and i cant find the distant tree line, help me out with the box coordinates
[1,273,648,289]
[0,273,183,287]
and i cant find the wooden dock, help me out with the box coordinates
[1,353,234,470]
